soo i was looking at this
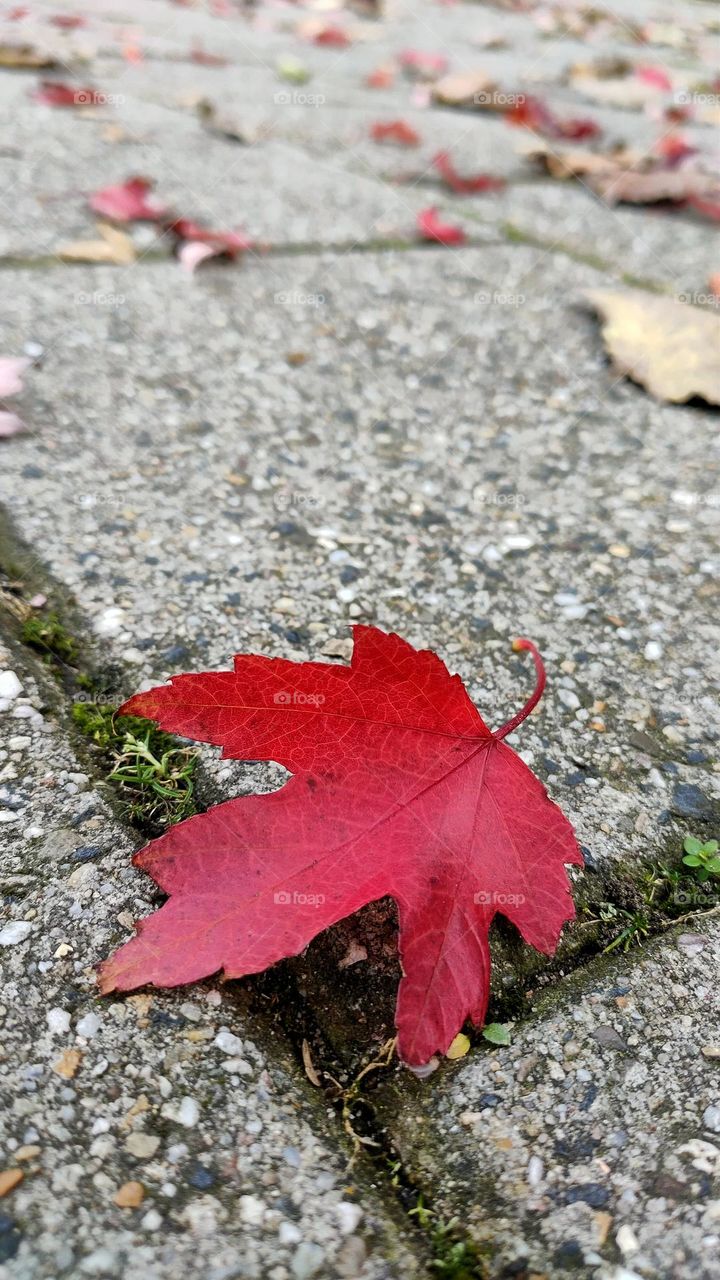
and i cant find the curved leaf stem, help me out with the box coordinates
[494,639,546,741]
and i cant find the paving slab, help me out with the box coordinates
[374,918,720,1279]
[0,636,423,1279]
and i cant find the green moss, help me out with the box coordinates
[21,612,79,664]
[620,272,667,294]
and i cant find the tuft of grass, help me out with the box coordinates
[109,729,197,828]
[71,700,198,831]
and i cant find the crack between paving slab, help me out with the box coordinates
[0,218,688,294]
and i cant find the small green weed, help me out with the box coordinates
[682,836,720,883]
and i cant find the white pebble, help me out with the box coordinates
[0,671,22,700]
[703,1105,720,1134]
[292,1242,325,1280]
[94,607,124,637]
[222,1056,253,1076]
[214,1029,245,1055]
[644,641,663,662]
[47,1008,71,1035]
[616,1224,639,1256]
[0,920,33,946]
[336,1202,363,1234]
[503,533,535,552]
[279,1221,303,1246]
[141,1210,162,1231]
[76,1012,101,1039]
[558,689,580,710]
[239,1194,265,1226]
[177,1097,200,1128]
[527,1155,544,1187]
[12,704,35,719]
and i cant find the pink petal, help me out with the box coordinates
[0,411,26,439]
[178,241,220,273]
[0,356,30,398]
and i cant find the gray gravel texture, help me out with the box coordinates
[0,641,420,1279]
[378,919,720,1280]
[1,0,719,1276]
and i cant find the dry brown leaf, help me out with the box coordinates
[0,43,56,70]
[432,70,498,110]
[586,289,720,405]
[522,142,643,182]
[301,1038,322,1087]
[51,1048,82,1079]
[0,1169,24,1198]
[589,167,718,206]
[570,69,668,109]
[197,99,272,146]
[59,223,136,265]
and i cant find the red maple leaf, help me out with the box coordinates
[166,218,253,256]
[433,150,506,195]
[98,629,582,1066]
[33,80,100,108]
[416,206,466,245]
[313,25,350,47]
[89,177,168,222]
[370,119,421,146]
[50,14,86,28]
[398,49,449,79]
[366,66,396,90]
[686,192,720,222]
[506,95,601,141]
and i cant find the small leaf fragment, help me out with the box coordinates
[276,56,310,84]
[446,1033,471,1059]
[482,1023,511,1046]
[302,1039,322,1087]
